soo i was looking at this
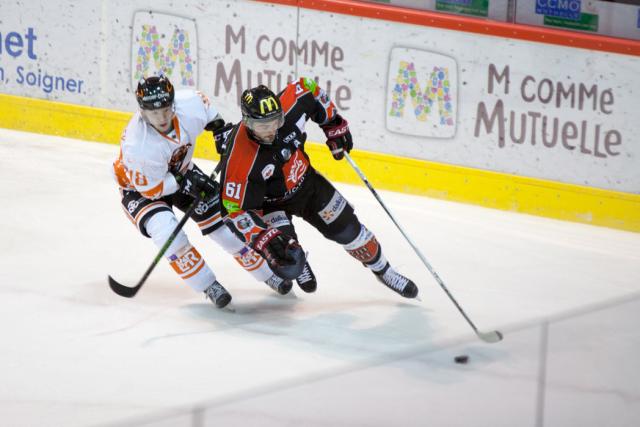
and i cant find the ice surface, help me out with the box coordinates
[0,129,639,426]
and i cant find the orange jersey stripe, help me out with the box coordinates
[243,257,265,272]
[120,204,136,225]
[133,201,167,225]
[181,258,206,279]
[158,116,182,144]
[197,213,222,229]
[223,124,260,210]
[140,181,164,199]
[113,149,131,188]
[279,78,335,122]
[279,86,301,115]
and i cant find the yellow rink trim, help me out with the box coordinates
[2,93,639,233]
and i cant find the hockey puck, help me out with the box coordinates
[454,355,469,364]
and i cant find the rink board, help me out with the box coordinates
[1,92,638,233]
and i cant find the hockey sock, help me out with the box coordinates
[233,246,273,281]
[342,225,388,272]
[145,211,216,293]
[209,224,274,282]
[168,244,216,293]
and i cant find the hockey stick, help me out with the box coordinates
[108,163,223,298]
[344,152,503,343]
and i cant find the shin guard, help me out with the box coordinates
[342,225,387,272]
[233,246,274,282]
[168,244,215,293]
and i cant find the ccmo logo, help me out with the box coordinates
[386,47,457,138]
[131,11,198,88]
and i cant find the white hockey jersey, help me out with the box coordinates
[113,90,220,199]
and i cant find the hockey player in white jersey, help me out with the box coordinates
[113,74,292,308]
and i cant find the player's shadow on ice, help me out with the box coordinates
[183,291,436,361]
[181,288,303,325]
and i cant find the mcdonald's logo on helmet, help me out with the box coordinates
[241,85,282,121]
[259,97,279,114]
[240,85,285,144]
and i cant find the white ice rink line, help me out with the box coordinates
[0,128,639,427]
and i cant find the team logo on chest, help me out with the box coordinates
[169,144,191,173]
[286,151,307,185]
[261,164,275,180]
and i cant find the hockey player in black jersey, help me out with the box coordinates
[218,78,418,299]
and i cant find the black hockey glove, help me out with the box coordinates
[251,228,305,280]
[206,119,235,155]
[176,167,220,199]
[321,114,353,160]
[214,123,234,155]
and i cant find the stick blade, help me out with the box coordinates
[478,330,503,343]
[108,275,141,298]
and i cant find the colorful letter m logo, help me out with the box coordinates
[386,48,457,138]
[131,12,198,88]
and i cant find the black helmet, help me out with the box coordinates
[136,74,175,110]
[240,85,284,131]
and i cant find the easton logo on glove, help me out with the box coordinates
[321,114,353,161]
[252,228,281,254]
[250,227,306,279]
[326,125,349,138]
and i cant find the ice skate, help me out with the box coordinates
[204,281,232,308]
[296,262,317,293]
[264,274,293,295]
[375,264,418,298]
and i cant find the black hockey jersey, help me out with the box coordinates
[220,77,337,219]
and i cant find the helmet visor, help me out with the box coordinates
[244,112,284,144]
[245,112,284,133]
